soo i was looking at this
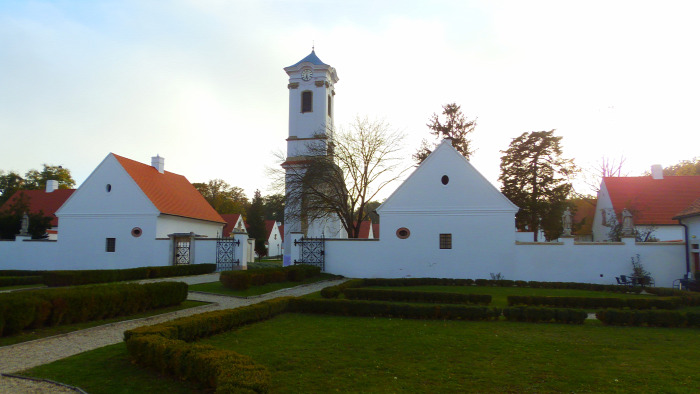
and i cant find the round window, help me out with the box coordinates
[131,227,142,237]
[396,227,411,239]
[106,184,112,192]
[441,175,449,185]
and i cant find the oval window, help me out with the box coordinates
[396,227,411,239]
[441,175,449,185]
[106,184,112,192]
[131,227,142,237]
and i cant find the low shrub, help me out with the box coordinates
[220,265,322,291]
[289,298,501,321]
[124,298,292,393]
[320,279,365,298]
[343,288,491,305]
[508,295,680,310]
[0,281,187,336]
[596,309,691,328]
[41,264,215,287]
[502,307,587,324]
[0,276,44,287]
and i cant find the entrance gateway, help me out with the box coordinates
[294,236,325,271]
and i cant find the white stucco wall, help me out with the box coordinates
[156,215,223,238]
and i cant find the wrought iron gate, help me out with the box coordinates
[174,238,191,265]
[293,237,325,271]
[216,238,240,271]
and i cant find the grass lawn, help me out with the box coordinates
[188,273,339,297]
[22,342,207,394]
[0,300,209,347]
[24,313,700,393]
[0,284,46,291]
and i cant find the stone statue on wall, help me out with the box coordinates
[561,207,573,236]
[621,208,634,237]
[19,212,30,236]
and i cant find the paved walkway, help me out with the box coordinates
[0,274,347,392]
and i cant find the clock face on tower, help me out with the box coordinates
[301,68,313,81]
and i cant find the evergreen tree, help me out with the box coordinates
[414,103,476,164]
[499,130,577,241]
[247,190,267,258]
[0,193,53,239]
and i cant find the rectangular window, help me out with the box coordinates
[439,234,452,249]
[301,91,313,113]
[106,238,116,252]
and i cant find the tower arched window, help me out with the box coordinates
[301,91,313,113]
[327,94,332,116]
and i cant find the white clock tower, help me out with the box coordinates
[282,50,343,266]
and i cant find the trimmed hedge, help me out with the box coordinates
[0,281,187,336]
[320,279,364,298]
[0,270,46,277]
[289,298,501,321]
[124,298,292,393]
[596,309,700,328]
[507,295,680,310]
[343,288,491,305]
[0,275,44,287]
[219,265,321,291]
[41,264,216,287]
[502,307,588,324]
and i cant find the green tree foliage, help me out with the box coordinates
[662,157,700,176]
[0,193,53,239]
[285,117,406,238]
[499,130,577,242]
[0,171,24,205]
[24,164,75,190]
[362,201,382,224]
[414,103,476,164]
[247,190,267,258]
[263,193,285,223]
[193,179,249,215]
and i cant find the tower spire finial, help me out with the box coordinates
[312,40,315,52]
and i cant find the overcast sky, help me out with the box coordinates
[1,0,698,201]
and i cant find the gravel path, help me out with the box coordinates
[0,274,347,393]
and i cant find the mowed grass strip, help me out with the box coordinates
[200,313,700,393]
[367,285,663,308]
[188,273,338,297]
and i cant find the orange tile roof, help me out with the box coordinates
[571,199,596,235]
[1,189,74,227]
[113,154,225,224]
[673,197,700,220]
[221,213,245,236]
[354,220,373,238]
[603,176,700,225]
[265,220,278,240]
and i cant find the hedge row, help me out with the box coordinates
[343,288,492,305]
[502,307,588,324]
[290,298,501,321]
[508,295,680,310]
[0,270,46,277]
[219,265,321,290]
[42,264,216,287]
[644,288,700,306]
[597,309,700,328]
[0,281,187,337]
[0,276,43,287]
[320,279,364,298]
[336,277,643,294]
[124,298,292,393]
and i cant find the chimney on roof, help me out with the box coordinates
[46,180,58,193]
[651,164,663,180]
[151,155,165,174]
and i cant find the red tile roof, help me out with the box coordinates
[673,197,700,220]
[265,220,278,240]
[372,223,379,238]
[571,199,596,235]
[354,220,373,238]
[278,225,284,241]
[221,213,245,236]
[0,189,74,227]
[603,176,700,225]
[113,154,225,224]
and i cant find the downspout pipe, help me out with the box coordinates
[678,220,690,276]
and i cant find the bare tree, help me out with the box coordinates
[578,156,627,198]
[285,117,408,238]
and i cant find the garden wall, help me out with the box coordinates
[316,236,685,288]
